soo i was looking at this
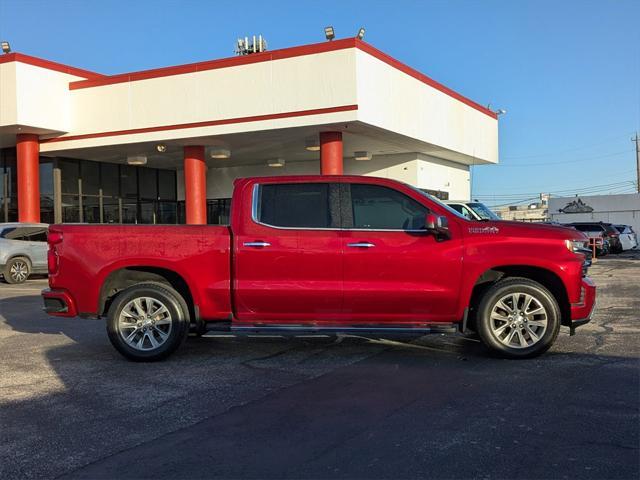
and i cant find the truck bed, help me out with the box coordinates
[48,224,232,319]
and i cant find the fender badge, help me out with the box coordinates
[469,226,500,234]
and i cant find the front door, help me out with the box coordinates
[341,183,463,324]
[234,182,343,323]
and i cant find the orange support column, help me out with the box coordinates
[16,134,40,223]
[320,132,343,175]
[183,146,207,225]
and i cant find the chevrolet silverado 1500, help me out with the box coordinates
[42,175,596,361]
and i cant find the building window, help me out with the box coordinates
[57,158,177,224]
[59,159,81,222]
[177,199,232,225]
[207,199,231,225]
[40,159,54,224]
[0,148,18,222]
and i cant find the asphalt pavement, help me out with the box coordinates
[0,253,638,479]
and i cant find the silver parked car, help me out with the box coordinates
[0,223,49,284]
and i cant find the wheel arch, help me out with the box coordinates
[5,253,33,266]
[98,266,196,323]
[467,265,571,328]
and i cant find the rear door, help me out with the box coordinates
[340,182,463,323]
[233,182,343,323]
[25,228,48,270]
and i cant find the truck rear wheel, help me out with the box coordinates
[476,278,560,359]
[106,282,190,362]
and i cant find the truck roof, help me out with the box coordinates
[234,175,404,185]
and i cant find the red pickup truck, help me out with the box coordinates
[42,175,596,361]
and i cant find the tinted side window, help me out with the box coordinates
[350,184,427,230]
[27,228,48,242]
[573,224,602,232]
[257,183,336,228]
[1,227,27,240]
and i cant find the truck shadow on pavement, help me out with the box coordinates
[0,293,638,480]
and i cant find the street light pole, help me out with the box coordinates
[633,132,640,193]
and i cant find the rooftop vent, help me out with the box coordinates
[235,35,267,56]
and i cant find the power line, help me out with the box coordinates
[633,132,640,193]
[474,169,636,196]
[495,149,633,167]
[477,181,637,207]
[474,180,635,199]
[488,197,541,208]
[501,132,636,160]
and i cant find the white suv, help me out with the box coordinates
[0,223,49,284]
[444,201,500,221]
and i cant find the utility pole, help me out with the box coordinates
[634,132,640,193]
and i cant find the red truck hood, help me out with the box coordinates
[465,220,587,241]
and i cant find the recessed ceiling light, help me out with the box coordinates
[268,158,285,167]
[156,143,167,153]
[305,137,320,151]
[210,148,231,159]
[127,155,147,166]
[354,151,372,161]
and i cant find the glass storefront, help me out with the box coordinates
[58,158,178,224]
[40,159,55,224]
[177,198,231,225]
[0,148,17,223]
[0,147,228,225]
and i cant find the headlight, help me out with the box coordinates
[565,239,589,253]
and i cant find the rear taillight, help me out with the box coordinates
[47,229,63,275]
[48,230,63,245]
[47,249,59,275]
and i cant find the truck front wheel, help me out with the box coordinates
[476,278,560,359]
[106,283,190,362]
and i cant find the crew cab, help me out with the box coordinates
[42,176,596,361]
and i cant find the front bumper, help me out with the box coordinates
[42,288,78,317]
[569,277,596,334]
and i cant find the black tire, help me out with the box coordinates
[106,282,190,362]
[476,277,560,359]
[3,257,31,284]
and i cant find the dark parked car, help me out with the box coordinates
[569,222,622,254]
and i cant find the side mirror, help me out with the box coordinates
[425,213,450,237]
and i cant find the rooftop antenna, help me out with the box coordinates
[235,35,267,56]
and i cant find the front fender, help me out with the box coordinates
[458,239,584,319]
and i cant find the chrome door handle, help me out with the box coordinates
[243,242,271,248]
[347,242,375,248]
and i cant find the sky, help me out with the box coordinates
[0,0,638,205]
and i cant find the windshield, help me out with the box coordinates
[468,203,500,220]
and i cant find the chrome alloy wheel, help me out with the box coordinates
[10,260,29,283]
[117,297,172,351]
[489,292,548,349]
